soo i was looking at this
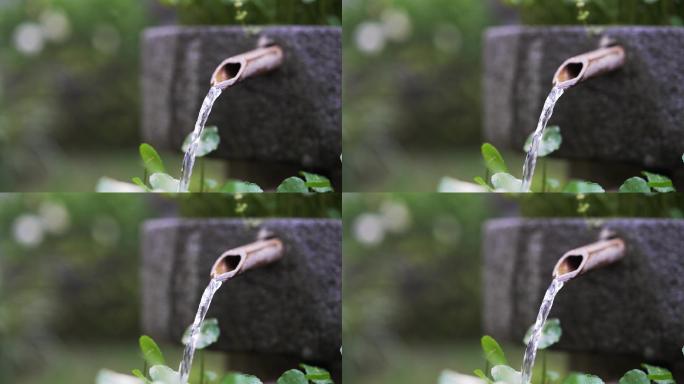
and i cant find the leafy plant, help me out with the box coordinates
[96,318,333,384]
[97,127,334,193]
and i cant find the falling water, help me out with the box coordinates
[178,86,223,192]
[520,86,565,192]
[179,278,223,383]
[520,278,564,384]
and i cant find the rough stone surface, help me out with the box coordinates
[483,218,684,362]
[142,26,341,176]
[484,27,684,170]
[141,218,341,363]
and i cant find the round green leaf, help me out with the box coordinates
[563,180,605,193]
[182,318,220,350]
[276,177,308,193]
[149,173,181,193]
[140,143,165,174]
[482,143,508,174]
[182,126,220,158]
[277,369,308,384]
[562,373,604,384]
[491,172,523,192]
[300,364,332,384]
[641,364,674,384]
[481,335,508,366]
[149,365,181,384]
[618,177,650,193]
[491,365,521,384]
[641,171,675,193]
[221,373,263,384]
[139,335,165,366]
[524,126,562,157]
[300,171,333,192]
[619,370,649,384]
[523,318,562,350]
[220,180,264,193]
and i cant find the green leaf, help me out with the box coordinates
[618,369,649,384]
[139,335,165,367]
[149,365,181,384]
[524,126,562,157]
[182,126,220,157]
[523,318,562,349]
[562,180,605,193]
[642,171,675,192]
[277,369,308,384]
[438,177,489,192]
[131,177,151,192]
[131,370,151,384]
[618,177,651,193]
[491,172,523,192]
[481,335,508,366]
[221,373,263,384]
[482,143,508,174]
[149,173,181,192]
[140,143,165,174]
[473,369,493,384]
[641,364,674,384]
[300,171,333,192]
[300,364,333,384]
[96,177,146,193]
[182,318,220,350]
[276,177,309,193]
[491,365,521,384]
[220,180,264,193]
[96,370,145,384]
[562,373,604,384]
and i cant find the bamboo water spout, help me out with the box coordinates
[210,238,284,281]
[552,235,625,282]
[553,44,625,89]
[210,44,284,90]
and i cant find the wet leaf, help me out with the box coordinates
[524,125,562,157]
[300,171,333,192]
[131,177,150,191]
[182,318,220,350]
[276,177,308,193]
[221,373,263,384]
[563,180,605,193]
[96,177,146,193]
[491,365,521,384]
[482,143,508,174]
[182,126,220,157]
[491,172,523,193]
[523,318,562,349]
[481,335,508,366]
[641,364,674,384]
[149,173,181,192]
[473,369,492,384]
[149,365,181,384]
[140,143,165,174]
[300,364,333,384]
[618,177,651,193]
[562,373,604,384]
[619,369,649,384]
[131,370,150,384]
[220,180,264,193]
[139,335,165,366]
[276,369,308,384]
[96,370,145,384]
[642,171,675,192]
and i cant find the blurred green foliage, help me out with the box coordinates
[158,0,341,25]
[178,193,341,218]
[503,0,684,26]
[0,0,149,189]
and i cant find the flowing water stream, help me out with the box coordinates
[178,86,223,192]
[520,86,565,192]
[179,277,224,383]
[520,277,564,384]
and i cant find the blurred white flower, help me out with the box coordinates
[92,216,120,246]
[92,24,120,54]
[40,9,70,42]
[13,22,45,56]
[38,201,70,235]
[353,213,385,246]
[12,214,45,248]
[433,23,462,55]
[380,8,412,42]
[379,200,411,233]
[354,22,385,54]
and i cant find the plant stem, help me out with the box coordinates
[143,360,148,379]
[541,350,547,384]
[485,360,490,379]
[143,168,148,186]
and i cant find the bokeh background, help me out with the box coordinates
[0,0,341,192]
[342,192,684,384]
[0,193,340,383]
[342,0,684,192]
